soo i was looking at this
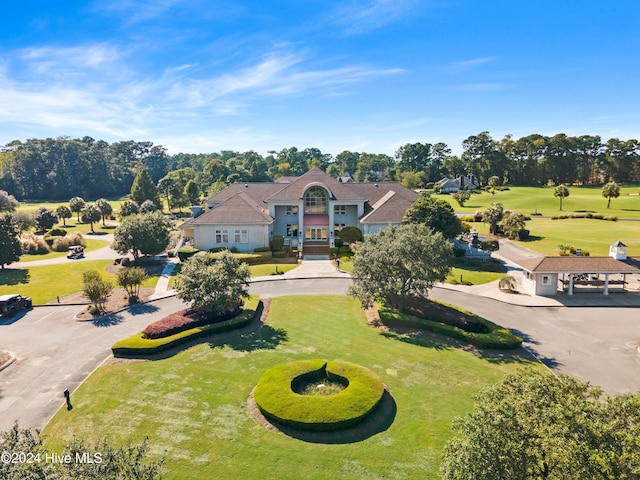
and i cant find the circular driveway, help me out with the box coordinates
[2,273,640,433]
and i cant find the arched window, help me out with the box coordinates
[304,187,327,214]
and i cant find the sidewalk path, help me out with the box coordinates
[149,258,179,300]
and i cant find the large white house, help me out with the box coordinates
[180,168,419,256]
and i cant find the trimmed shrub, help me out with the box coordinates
[271,235,285,252]
[378,302,522,350]
[253,246,271,253]
[177,246,199,261]
[207,251,272,265]
[112,296,260,356]
[479,239,499,252]
[143,303,242,339]
[517,229,530,240]
[254,359,385,432]
[272,251,286,258]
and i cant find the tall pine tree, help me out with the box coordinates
[130,168,161,209]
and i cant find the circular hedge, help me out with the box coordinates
[254,359,385,431]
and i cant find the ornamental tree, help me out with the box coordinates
[441,369,640,480]
[602,181,620,208]
[174,250,251,315]
[95,198,113,226]
[0,214,22,269]
[452,190,471,207]
[116,267,148,300]
[500,212,527,239]
[81,204,101,233]
[69,196,85,221]
[348,224,453,313]
[402,196,462,238]
[33,207,58,231]
[482,202,504,235]
[119,199,140,218]
[111,211,171,261]
[55,205,72,226]
[82,270,113,312]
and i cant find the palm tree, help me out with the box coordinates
[553,184,570,211]
[601,181,620,209]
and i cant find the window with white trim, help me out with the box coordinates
[285,206,298,215]
[286,224,298,237]
[334,223,346,234]
[215,229,228,243]
[234,229,248,243]
[334,205,347,215]
[542,275,550,285]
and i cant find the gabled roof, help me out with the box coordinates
[516,256,640,274]
[265,168,367,202]
[205,182,286,207]
[359,190,415,224]
[187,192,273,225]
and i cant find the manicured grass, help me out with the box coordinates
[17,197,129,216]
[19,238,111,262]
[43,295,538,479]
[441,185,640,218]
[249,263,298,277]
[0,260,114,304]
[447,267,504,285]
[514,217,640,256]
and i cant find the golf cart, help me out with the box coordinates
[67,245,85,259]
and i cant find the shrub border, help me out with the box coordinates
[254,359,385,432]
[111,296,260,356]
[378,302,522,350]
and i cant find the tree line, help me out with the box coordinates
[1,131,640,200]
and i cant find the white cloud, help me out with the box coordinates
[443,57,496,73]
[330,0,419,35]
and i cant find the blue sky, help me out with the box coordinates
[1,1,639,156]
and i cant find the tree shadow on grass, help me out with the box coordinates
[379,325,535,366]
[519,235,544,243]
[248,388,397,444]
[379,328,453,351]
[209,325,288,352]
[0,268,29,286]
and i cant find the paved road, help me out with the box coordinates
[0,296,186,432]
[430,288,640,395]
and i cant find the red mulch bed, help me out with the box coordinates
[142,306,240,339]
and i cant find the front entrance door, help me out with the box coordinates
[305,226,327,241]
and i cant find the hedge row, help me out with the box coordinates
[254,360,385,432]
[378,303,522,350]
[142,303,242,339]
[551,213,618,221]
[111,296,260,356]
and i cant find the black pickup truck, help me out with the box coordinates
[0,294,33,317]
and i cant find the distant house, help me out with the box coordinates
[436,174,479,192]
[336,172,355,184]
[180,168,419,257]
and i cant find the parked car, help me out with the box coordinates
[0,294,33,317]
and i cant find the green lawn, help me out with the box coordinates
[43,295,539,480]
[0,260,115,304]
[440,185,640,218]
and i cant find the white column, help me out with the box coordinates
[604,273,609,295]
[568,274,574,296]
